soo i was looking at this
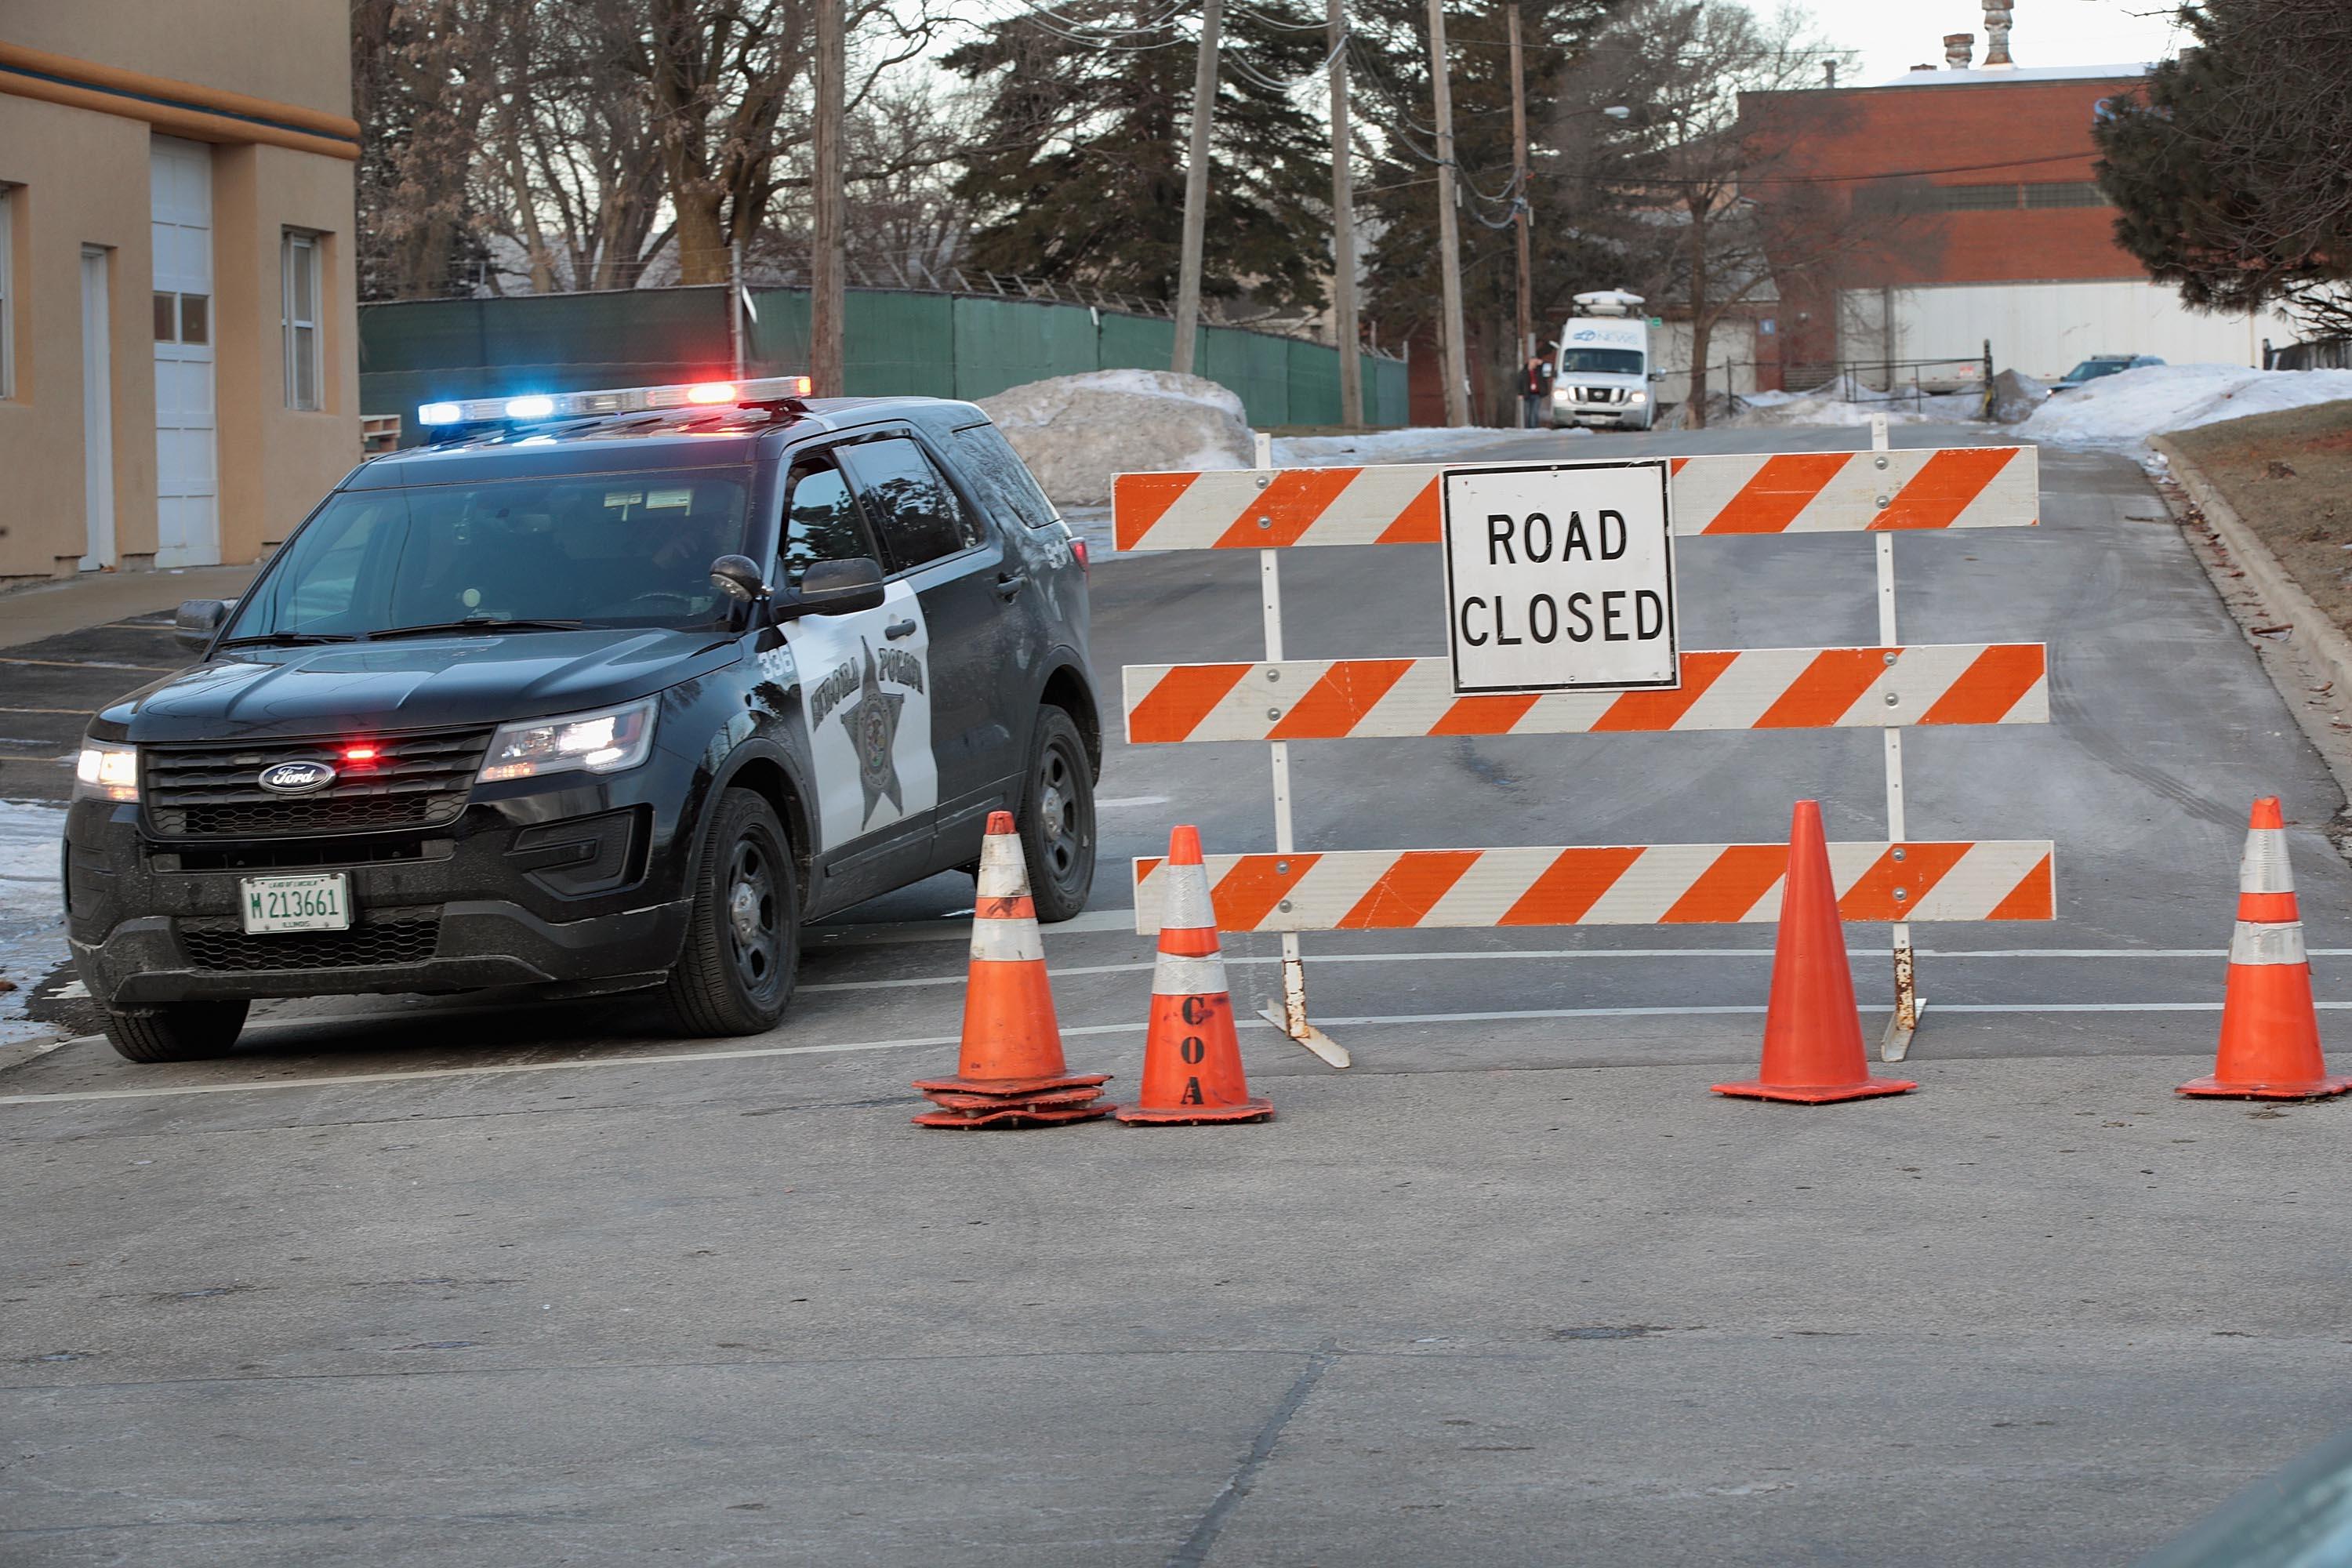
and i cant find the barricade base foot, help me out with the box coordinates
[2176,1074,2352,1101]
[1878,1000,1924,1063]
[1711,1076,1917,1105]
[1255,1004,1350,1069]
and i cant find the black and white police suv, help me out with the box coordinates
[64,379,1102,1063]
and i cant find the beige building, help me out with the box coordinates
[0,3,358,587]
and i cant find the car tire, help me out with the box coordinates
[1018,706,1096,924]
[663,788,797,1037]
[102,1000,249,1063]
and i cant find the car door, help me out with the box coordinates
[771,453,939,906]
[836,434,1023,866]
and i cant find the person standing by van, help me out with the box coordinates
[1520,343,1557,429]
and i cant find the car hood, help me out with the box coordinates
[98,629,738,742]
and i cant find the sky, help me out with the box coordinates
[1811,0,2190,84]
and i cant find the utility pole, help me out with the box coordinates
[1427,0,1469,426]
[810,0,846,396]
[1329,0,1362,427]
[1507,2,1532,379]
[1171,0,1223,377]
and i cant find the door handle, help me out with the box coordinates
[884,617,918,640]
[994,571,1029,599]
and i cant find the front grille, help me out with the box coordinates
[178,915,443,972]
[1570,386,1628,405]
[144,729,492,838]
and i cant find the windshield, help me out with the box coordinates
[2063,359,2130,382]
[227,470,752,641]
[1559,348,1645,376]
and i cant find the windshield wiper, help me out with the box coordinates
[217,631,360,648]
[367,618,585,641]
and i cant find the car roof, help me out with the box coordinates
[348,396,992,488]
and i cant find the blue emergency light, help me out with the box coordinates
[416,376,815,428]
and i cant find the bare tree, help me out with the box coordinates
[353,0,497,300]
[1563,0,1913,426]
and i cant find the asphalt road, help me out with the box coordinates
[5,423,2350,1566]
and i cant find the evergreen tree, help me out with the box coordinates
[2095,0,2352,337]
[946,2,1332,311]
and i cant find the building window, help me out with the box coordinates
[2022,181,2111,209]
[1914,181,2114,213]
[0,187,13,399]
[152,291,211,345]
[281,230,321,410]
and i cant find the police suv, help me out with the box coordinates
[64,379,1102,1063]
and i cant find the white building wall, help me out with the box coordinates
[1841,279,2302,383]
[1652,318,1757,407]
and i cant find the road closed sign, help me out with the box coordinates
[1440,459,1678,695]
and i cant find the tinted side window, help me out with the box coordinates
[949,423,1057,529]
[838,436,980,573]
[780,462,878,590]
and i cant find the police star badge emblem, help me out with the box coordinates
[839,637,906,825]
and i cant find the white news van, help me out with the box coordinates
[1551,291,1654,431]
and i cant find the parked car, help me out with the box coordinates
[2053,354,2165,392]
[65,379,1102,1062]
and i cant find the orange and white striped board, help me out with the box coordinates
[1125,642,2047,744]
[1112,447,2038,552]
[1130,840,2056,933]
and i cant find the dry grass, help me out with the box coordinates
[2170,399,2352,633]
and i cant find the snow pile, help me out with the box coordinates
[1724,384,1985,430]
[2018,363,2352,456]
[0,800,67,1046]
[979,370,1253,506]
[1272,425,1590,466]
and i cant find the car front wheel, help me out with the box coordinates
[1019,707,1097,923]
[103,1000,249,1063]
[664,788,797,1036]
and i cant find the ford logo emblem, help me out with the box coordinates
[257,760,336,794]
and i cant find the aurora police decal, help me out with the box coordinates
[780,579,938,851]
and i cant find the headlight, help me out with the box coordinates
[74,739,139,803]
[477,699,656,782]
[1628,391,1648,403]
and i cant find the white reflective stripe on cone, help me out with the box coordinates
[2241,829,2295,895]
[977,830,1030,901]
[971,917,1046,964]
[1160,862,1216,934]
[2230,919,2307,967]
[1152,952,1229,996]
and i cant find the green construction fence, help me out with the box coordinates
[361,285,1408,442]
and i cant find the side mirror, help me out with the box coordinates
[1648,370,1666,383]
[175,598,232,653]
[784,556,887,619]
[708,554,769,604]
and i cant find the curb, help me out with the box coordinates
[2153,434,2352,704]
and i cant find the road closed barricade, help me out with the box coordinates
[1114,433,2053,1066]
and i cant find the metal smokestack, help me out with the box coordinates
[1984,2,2015,66]
[1944,32,1973,70]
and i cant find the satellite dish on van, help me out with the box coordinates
[1572,289,1646,318]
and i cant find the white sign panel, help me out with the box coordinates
[1440,459,1678,695]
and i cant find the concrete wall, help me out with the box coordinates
[0,12,358,586]
[1842,279,2301,383]
[1653,320,1759,408]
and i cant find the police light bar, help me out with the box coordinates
[416,376,814,426]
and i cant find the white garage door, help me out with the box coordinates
[151,136,220,568]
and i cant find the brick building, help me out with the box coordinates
[1743,23,2295,390]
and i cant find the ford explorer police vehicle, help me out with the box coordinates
[64,379,1102,1063]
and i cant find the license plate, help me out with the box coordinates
[239,873,351,934]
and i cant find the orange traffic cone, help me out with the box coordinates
[1118,825,1272,1125]
[913,810,1112,1128]
[1713,800,1918,1105]
[2180,797,2352,1100]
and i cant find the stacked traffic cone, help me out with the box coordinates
[1713,800,1918,1105]
[2180,798,2352,1100]
[913,811,1113,1128]
[1118,825,1272,1125]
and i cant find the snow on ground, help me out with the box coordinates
[0,799,68,1046]
[2017,363,2352,458]
[1722,384,1987,430]
[1272,425,1591,466]
[981,370,1254,507]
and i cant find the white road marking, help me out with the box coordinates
[805,908,1138,947]
[1095,795,1172,809]
[0,1000,2321,1108]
